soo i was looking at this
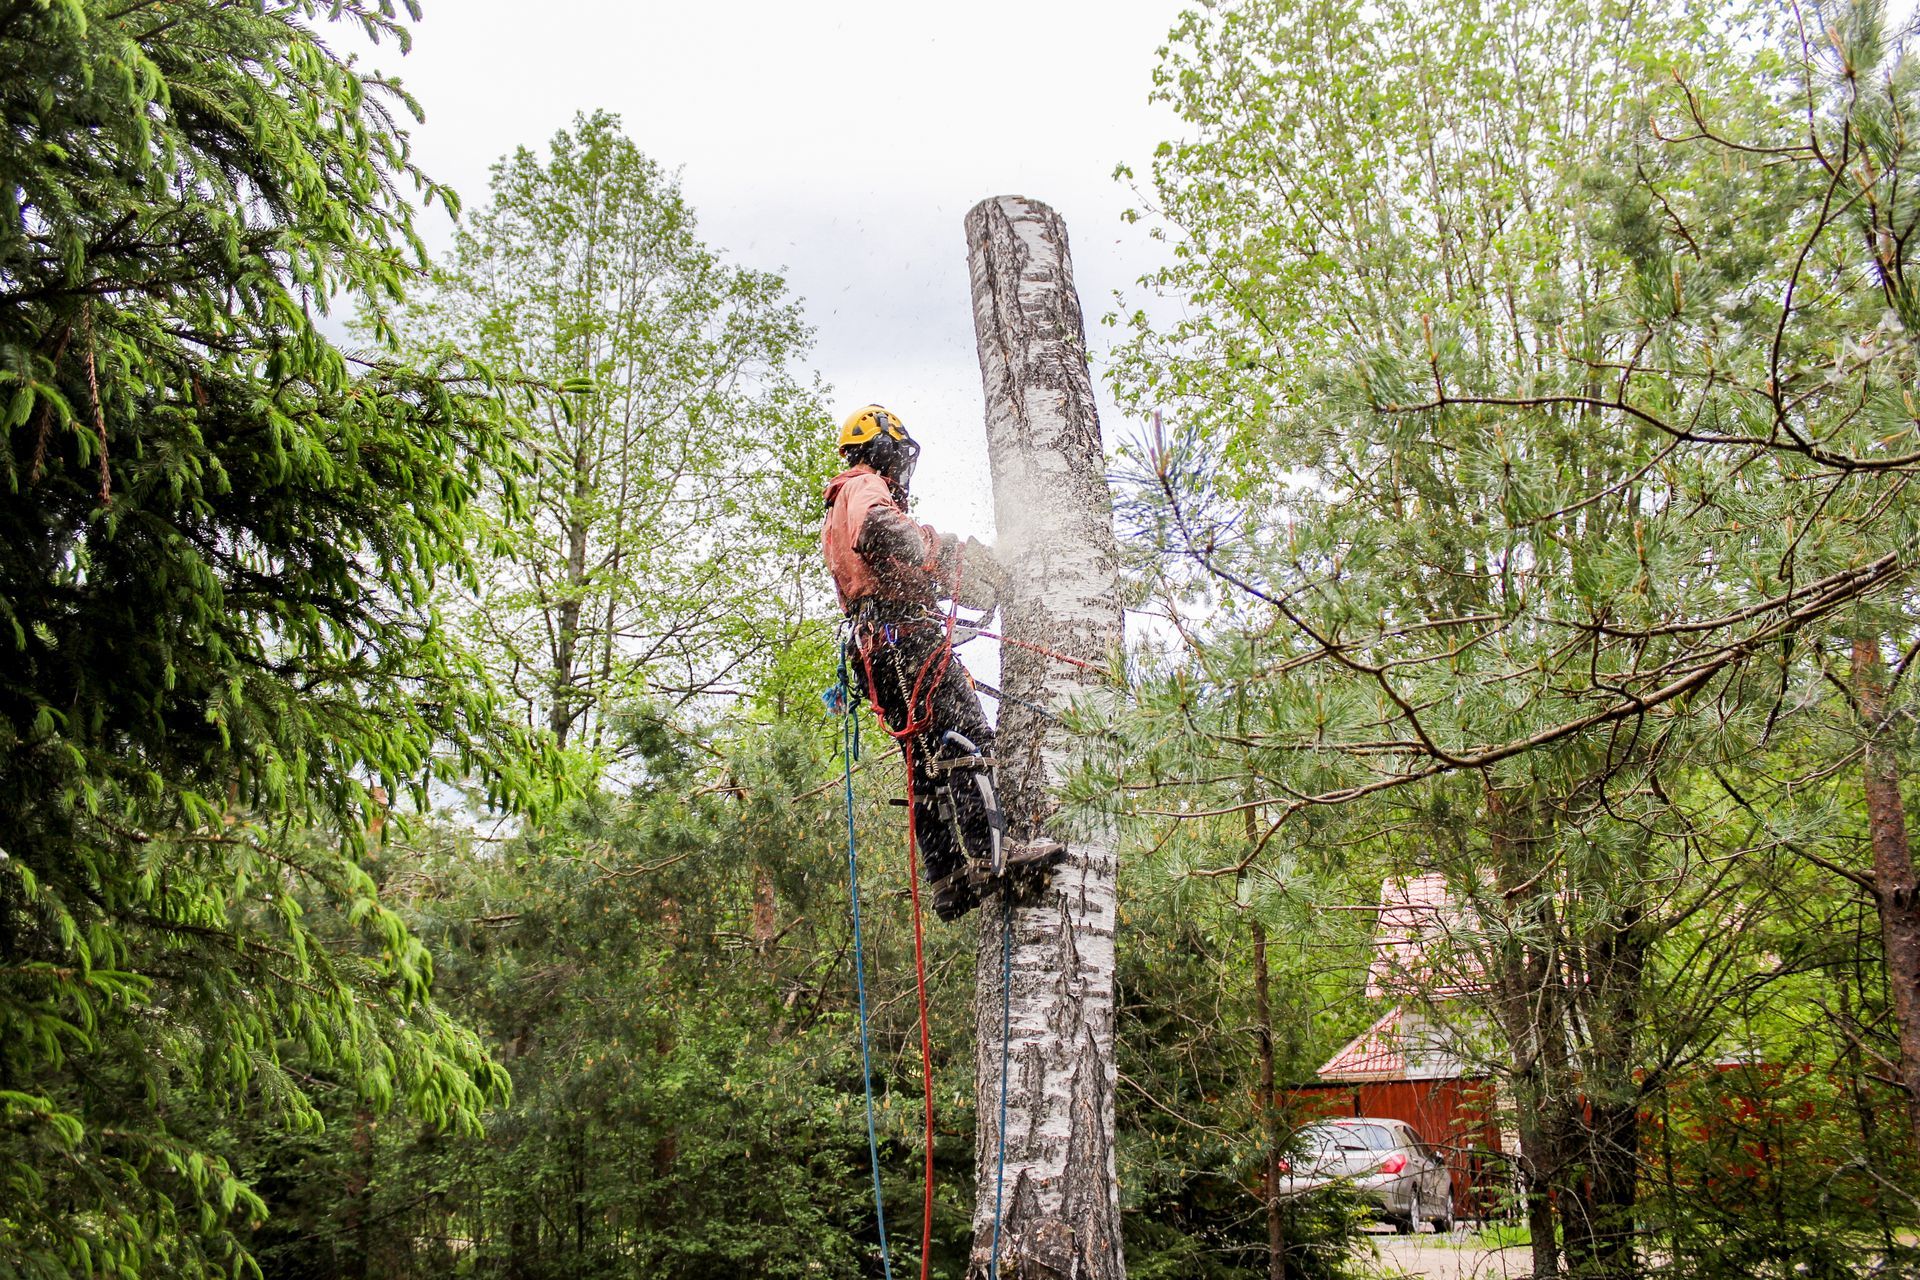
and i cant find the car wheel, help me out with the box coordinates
[1432,1188,1454,1234]
[1396,1187,1421,1235]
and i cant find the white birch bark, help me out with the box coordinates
[965,195,1125,1280]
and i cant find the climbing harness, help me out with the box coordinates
[854,593,1013,920]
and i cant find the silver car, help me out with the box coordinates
[1276,1118,1455,1233]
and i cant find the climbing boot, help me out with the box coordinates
[1007,839,1066,900]
[929,865,980,922]
[1003,837,1065,873]
[964,838,1066,903]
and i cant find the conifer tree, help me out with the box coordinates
[1107,0,1920,1271]
[0,3,528,1272]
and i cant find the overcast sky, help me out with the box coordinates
[365,0,1190,536]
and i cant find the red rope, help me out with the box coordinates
[902,746,935,1280]
[855,617,952,1280]
[961,627,1110,676]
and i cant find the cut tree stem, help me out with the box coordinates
[965,194,1126,1280]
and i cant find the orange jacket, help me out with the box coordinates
[822,465,1008,614]
[821,465,941,613]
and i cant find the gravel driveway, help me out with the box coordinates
[1360,1226,1530,1279]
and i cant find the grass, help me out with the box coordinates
[1469,1221,1532,1249]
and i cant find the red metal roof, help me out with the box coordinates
[1317,1004,1467,1082]
[1318,1007,1407,1079]
[1318,875,1485,1084]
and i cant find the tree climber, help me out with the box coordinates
[823,404,1065,921]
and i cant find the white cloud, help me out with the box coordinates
[356,0,1185,535]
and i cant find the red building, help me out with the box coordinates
[1291,876,1511,1218]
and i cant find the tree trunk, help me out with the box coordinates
[1508,1044,1570,1280]
[1851,637,1920,1150]
[1563,907,1645,1280]
[1484,786,1564,1279]
[341,790,387,1279]
[342,1106,374,1280]
[965,195,1126,1280]
[1251,911,1287,1280]
[507,1212,534,1280]
[751,863,778,954]
[548,465,592,749]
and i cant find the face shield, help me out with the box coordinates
[846,432,919,496]
[890,436,920,495]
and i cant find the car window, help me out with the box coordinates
[1301,1125,1355,1152]
[1301,1123,1377,1153]
[1345,1123,1395,1150]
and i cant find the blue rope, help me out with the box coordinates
[840,650,894,1280]
[836,626,1014,1277]
[989,894,1013,1279]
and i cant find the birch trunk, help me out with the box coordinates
[965,195,1126,1280]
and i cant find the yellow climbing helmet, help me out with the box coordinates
[837,404,912,453]
[837,403,920,494]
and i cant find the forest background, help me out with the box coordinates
[4,1,1920,1279]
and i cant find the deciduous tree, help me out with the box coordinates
[1104,0,1920,1271]
[405,112,830,755]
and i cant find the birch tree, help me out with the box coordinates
[966,196,1127,1280]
